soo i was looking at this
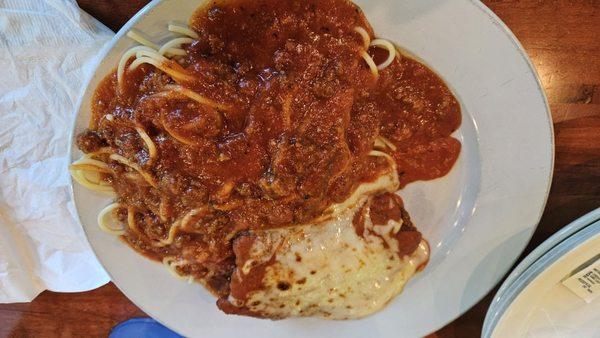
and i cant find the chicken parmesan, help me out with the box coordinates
[70,0,461,319]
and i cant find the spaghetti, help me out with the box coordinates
[354,27,399,77]
[71,0,461,316]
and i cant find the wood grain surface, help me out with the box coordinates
[2,1,599,337]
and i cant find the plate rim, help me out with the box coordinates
[410,0,555,333]
[482,208,600,337]
[67,0,555,336]
[483,218,600,337]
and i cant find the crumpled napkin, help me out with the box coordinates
[0,0,115,302]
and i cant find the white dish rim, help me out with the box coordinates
[67,0,555,336]
[482,208,600,337]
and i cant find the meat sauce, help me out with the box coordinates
[77,0,460,298]
[353,193,422,258]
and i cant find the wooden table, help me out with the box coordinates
[2,1,599,337]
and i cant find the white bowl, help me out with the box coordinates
[484,214,600,337]
[483,207,600,337]
[69,0,554,337]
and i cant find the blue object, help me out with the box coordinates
[109,318,183,338]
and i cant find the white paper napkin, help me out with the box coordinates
[0,0,115,302]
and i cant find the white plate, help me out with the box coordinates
[483,207,600,337]
[484,218,600,337]
[69,0,554,337]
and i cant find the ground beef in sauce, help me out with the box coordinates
[76,130,105,153]
[75,0,460,300]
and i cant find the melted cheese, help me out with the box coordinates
[228,197,428,319]
[321,151,399,219]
